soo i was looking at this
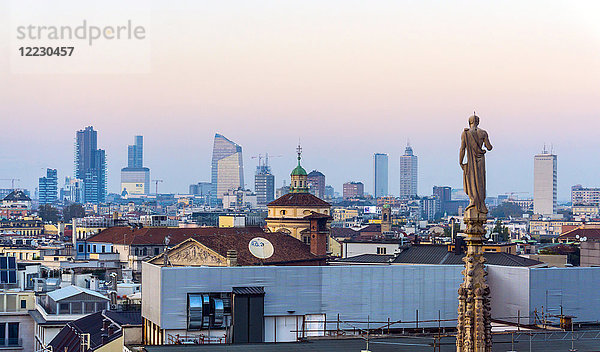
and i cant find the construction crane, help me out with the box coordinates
[0,178,20,189]
[152,179,163,195]
[250,153,282,169]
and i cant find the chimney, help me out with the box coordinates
[102,318,110,331]
[227,250,238,267]
[101,333,108,345]
[107,324,116,336]
[309,218,328,257]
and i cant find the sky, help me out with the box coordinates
[1,0,599,201]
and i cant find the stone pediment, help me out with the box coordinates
[149,238,227,266]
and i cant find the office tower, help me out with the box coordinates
[211,134,244,202]
[534,147,557,215]
[121,135,150,196]
[433,186,452,215]
[255,156,275,206]
[75,126,106,204]
[343,182,364,199]
[38,168,58,204]
[62,177,84,203]
[324,185,335,199]
[399,143,418,198]
[307,170,326,198]
[128,135,143,168]
[373,153,388,198]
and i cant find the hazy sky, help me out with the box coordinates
[1,1,599,201]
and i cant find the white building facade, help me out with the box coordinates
[533,150,557,215]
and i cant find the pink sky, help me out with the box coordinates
[1,1,599,200]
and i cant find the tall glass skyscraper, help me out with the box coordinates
[38,168,58,204]
[211,134,244,202]
[399,144,418,198]
[255,155,275,206]
[127,135,144,168]
[373,153,389,198]
[75,126,106,204]
[121,135,150,196]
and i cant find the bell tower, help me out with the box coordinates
[290,144,309,193]
[381,204,392,234]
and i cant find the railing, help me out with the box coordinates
[0,338,23,347]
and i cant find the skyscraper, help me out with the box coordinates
[373,153,388,198]
[121,135,150,196]
[128,135,144,168]
[255,155,275,206]
[534,147,557,215]
[75,126,106,204]
[38,168,58,204]
[399,143,418,198]
[211,134,244,202]
[307,170,326,198]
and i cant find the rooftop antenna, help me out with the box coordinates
[542,143,547,154]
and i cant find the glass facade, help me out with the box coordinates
[374,153,388,198]
[75,126,107,203]
[211,134,244,202]
[399,145,418,198]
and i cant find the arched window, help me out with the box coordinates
[280,210,286,215]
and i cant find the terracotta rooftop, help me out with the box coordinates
[268,193,330,207]
[559,226,600,241]
[87,226,265,245]
[149,232,322,265]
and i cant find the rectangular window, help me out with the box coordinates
[85,302,95,314]
[59,302,70,314]
[78,244,84,252]
[93,245,97,252]
[0,322,5,345]
[102,246,105,253]
[7,322,18,346]
[20,299,26,309]
[377,247,387,254]
[154,247,159,255]
[71,302,82,314]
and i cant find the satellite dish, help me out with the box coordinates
[576,235,580,239]
[248,237,274,259]
[582,237,587,242]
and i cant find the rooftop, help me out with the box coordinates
[2,190,31,202]
[268,193,330,207]
[336,245,544,267]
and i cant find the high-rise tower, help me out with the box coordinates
[211,134,244,203]
[75,126,106,204]
[373,153,388,198]
[534,147,557,215]
[38,168,58,204]
[399,143,418,198]
[255,154,275,206]
[121,135,150,196]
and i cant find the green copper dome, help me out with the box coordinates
[291,162,307,176]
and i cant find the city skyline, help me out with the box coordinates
[1,1,599,200]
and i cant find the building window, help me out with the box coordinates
[377,247,387,254]
[78,244,84,253]
[93,245,97,252]
[135,248,139,256]
[143,248,147,256]
[102,246,105,253]
[280,210,286,215]
[20,300,26,309]
[154,247,159,255]
[7,322,18,346]
[59,303,70,314]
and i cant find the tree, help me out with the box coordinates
[38,204,59,223]
[63,203,85,222]
[491,220,509,242]
[490,202,523,219]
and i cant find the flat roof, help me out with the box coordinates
[134,333,600,351]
